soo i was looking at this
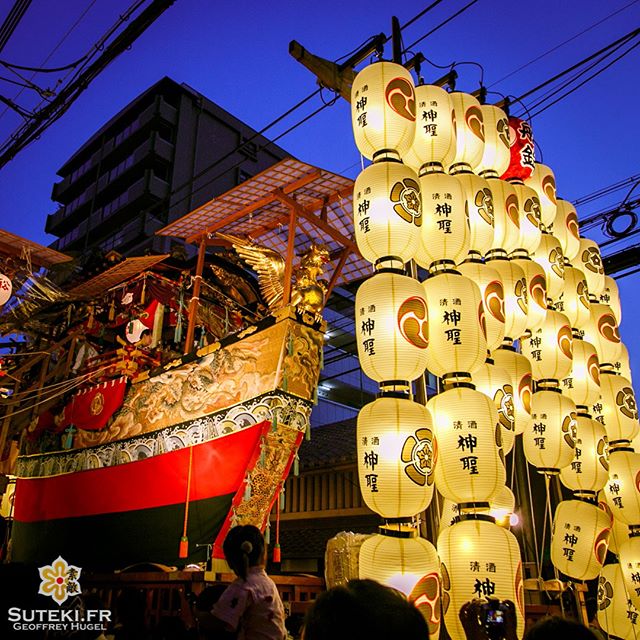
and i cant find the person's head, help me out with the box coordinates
[524,616,599,640]
[302,579,429,640]
[222,525,265,580]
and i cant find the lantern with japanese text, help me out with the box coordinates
[511,182,542,255]
[583,301,622,368]
[353,161,421,265]
[615,343,633,382]
[476,104,510,178]
[550,499,610,580]
[492,347,532,435]
[360,529,441,640]
[532,232,565,301]
[577,237,606,297]
[524,163,557,229]
[438,516,524,640]
[560,412,608,496]
[522,389,576,474]
[560,337,600,409]
[501,117,535,182]
[415,168,469,268]
[553,199,581,263]
[509,254,547,331]
[0,273,11,306]
[603,448,640,526]
[422,271,486,378]
[600,275,622,326]
[428,382,505,504]
[357,397,435,518]
[619,534,640,609]
[597,562,640,637]
[556,265,590,330]
[446,92,485,172]
[485,178,521,255]
[458,259,506,351]
[598,494,630,555]
[485,257,528,342]
[599,371,639,445]
[355,270,429,384]
[351,61,416,161]
[404,83,455,172]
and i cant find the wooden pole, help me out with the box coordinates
[184,236,207,355]
[282,203,298,305]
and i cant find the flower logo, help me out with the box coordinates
[616,386,638,420]
[524,195,541,229]
[474,187,494,225]
[401,428,435,486]
[597,575,613,611]
[495,384,515,431]
[38,556,81,605]
[385,77,416,121]
[410,573,441,634]
[390,178,422,225]
[581,246,604,275]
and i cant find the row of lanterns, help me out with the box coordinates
[348,59,640,639]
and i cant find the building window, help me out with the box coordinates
[237,169,252,185]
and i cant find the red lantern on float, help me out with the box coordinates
[500,117,535,182]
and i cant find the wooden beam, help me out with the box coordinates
[325,247,351,299]
[184,237,207,354]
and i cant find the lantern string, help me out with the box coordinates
[525,451,543,581]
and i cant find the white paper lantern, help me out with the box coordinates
[440,486,518,533]
[523,389,576,474]
[604,448,640,526]
[438,517,525,640]
[485,177,521,255]
[355,271,429,384]
[446,92,485,172]
[532,232,565,301]
[422,271,486,378]
[551,499,610,580]
[577,237,606,297]
[428,384,505,504]
[553,199,581,263]
[524,163,557,229]
[560,338,600,409]
[476,105,510,178]
[353,161,421,265]
[556,265,591,330]
[351,61,416,161]
[511,182,542,255]
[560,413,609,496]
[583,302,623,368]
[614,342,633,382]
[598,494,630,555]
[0,273,12,306]
[492,347,533,435]
[510,255,547,331]
[599,371,640,445]
[619,535,640,609]
[597,563,640,638]
[357,397,435,518]
[404,84,455,172]
[600,275,622,326]
[485,257,529,341]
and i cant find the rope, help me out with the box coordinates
[179,445,195,558]
[525,452,543,581]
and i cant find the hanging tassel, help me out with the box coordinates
[312,386,318,405]
[178,447,194,560]
[272,412,278,432]
[282,372,288,392]
[179,536,189,559]
[288,332,294,356]
[273,543,281,563]
[243,477,252,501]
[293,454,299,477]
[273,491,282,563]
[259,442,266,467]
[174,290,184,343]
[140,276,147,305]
[319,345,324,369]
[305,425,311,441]
[87,305,95,329]
[279,488,286,511]
[108,298,115,322]
[264,522,271,545]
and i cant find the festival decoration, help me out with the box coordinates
[603,447,640,526]
[509,254,547,331]
[553,199,581,263]
[447,92,485,172]
[555,265,590,331]
[485,178,520,256]
[484,257,528,342]
[531,232,565,301]
[0,272,12,306]
[524,163,557,229]
[492,347,532,435]
[583,301,622,369]
[560,338,600,409]
[577,237,605,297]
[597,562,640,638]
[619,534,640,609]
[600,275,621,325]
[476,104,510,178]
[599,371,639,445]
[501,117,535,182]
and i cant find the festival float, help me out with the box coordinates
[0,158,364,570]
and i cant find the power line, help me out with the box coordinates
[573,173,640,207]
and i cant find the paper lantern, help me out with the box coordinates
[446,92,485,172]
[577,237,606,297]
[492,347,532,435]
[553,199,581,263]
[404,84,455,172]
[604,448,640,526]
[0,273,11,306]
[457,259,506,351]
[532,232,565,301]
[524,163,557,228]
[583,302,623,368]
[597,563,640,637]
[351,61,416,161]
[428,384,505,504]
[450,169,494,256]
[415,169,469,269]
[598,494,630,555]
[438,517,524,640]
[556,265,591,330]
[560,338,600,409]
[355,271,429,384]
[614,342,633,382]
[511,182,542,255]
[501,116,535,182]
[439,499,463,535]
[522,389,576,474]
[560,413,608,496]
[489,485,517,528]
[599,371,640,445]
[485,177,520,255]
[485,257,528,341]
[357,397,435,518]
[510,255,547,331]
[551,499,610,580]
[353,161,421,265]
[600,275,622,326]
[360,531,441,640]
[471,359,515,453]
[476,104,510,178]
[620,535,640,609]
[422,272,486,378]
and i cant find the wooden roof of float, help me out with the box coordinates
[0,228,72,268]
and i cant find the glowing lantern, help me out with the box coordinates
[600,275,622,326]
[438,517,525,640]
[614,343,633,382]
[360,530,441,640]
[458,259,506,351]
[532,232,565,301]
[485,257,528,341]
[583,302,622,368]
[511,182,542,255]
[471,358,515,453]
[598,494,630,555]
[428,383,505,504]
[524,163,557,228]
[485,177,520,255]
[353,161,421,265]
[501,116,535,182]
[577,237,605,297]
[597,563,640,638]
[439,499,463,534]
[521,308,573,383]
[560,338,600,409]
[449,170,494,256]
[446,92,485,172]
[0,273,11,306]
[522,389,576,474]
[422,272,486,378]
[476,104,510,178]
[603,448,640,526]
[351,61,416,161]
[553,199,581,263]
[357,397,435,518]
[415,169,469,268]
[489,485,518,528]
[509,255,546,331]
[560,413,608,496]
[404,84,455,172]
[599,371,640,445]
[619,535,640,609]
[551,499,610,580]
[492,347,532,435]
[355,271,429,384]
[556,265,590,330]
